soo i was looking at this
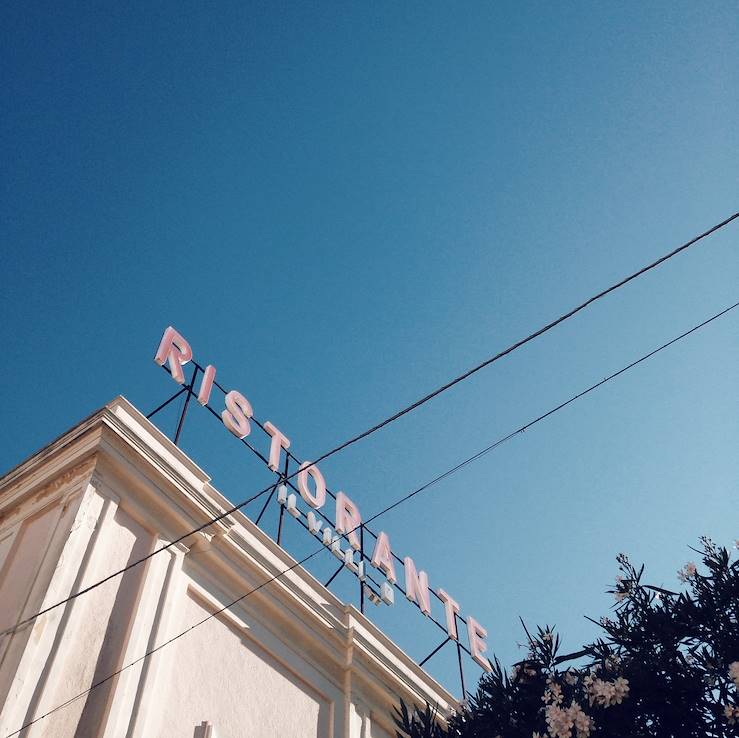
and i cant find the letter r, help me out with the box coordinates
[154,326,193,384]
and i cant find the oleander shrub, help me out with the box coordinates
[395,538,739,738]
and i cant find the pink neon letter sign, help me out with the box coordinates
[335,492,362,551]
[154,326,192,384]
[437,589,461,640]
[197,364,217,406]
[371,531,397,583]
[264,422,291,472]
[466,616,492,672]
[297,462,327,509]
[221,390,253,439]
[403,557,431,616]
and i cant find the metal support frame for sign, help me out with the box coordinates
[145,387,187,419]
[455,619,467,700]
[419,636,451,667]
[254,485,274,526]
[359,525,365,614]
[149,360,482,700]
[174,365,199,446]
[277,454,289,545]
[323,563,345,588]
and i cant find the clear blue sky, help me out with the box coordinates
[1,2,737,696]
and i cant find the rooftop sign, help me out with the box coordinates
[154,325,492,675]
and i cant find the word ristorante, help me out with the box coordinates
[155,325,492,671]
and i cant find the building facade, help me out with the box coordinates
[0,397,454,738]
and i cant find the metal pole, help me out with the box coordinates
[174,365,199,446]
[146,387,188,419]
[419,636,451,667]
[359,524,365,614]
[276,505,285,545]
[456,626,467,700]
[277,455,289,546]
[255,485,275,527]
[324,563,344,588]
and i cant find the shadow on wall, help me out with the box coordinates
[75,507,153,732]
[11,500,153,736]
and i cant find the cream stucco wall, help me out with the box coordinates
[0,397,454,738]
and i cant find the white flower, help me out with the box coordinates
[511,663,537,681]
[587,676,629,707]
[677,562,697,583]
[545,701,593,738]
[613,677,630,704]
[729,661,739,689]
[570,702,593,737]
[545,703,574,738]
[543,681,563,705]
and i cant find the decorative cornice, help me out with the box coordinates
[0,395,456,714]
[0,456,97,522]
[46,458,97,496]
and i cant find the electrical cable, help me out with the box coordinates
[1,212,735,641]
[7,299,737,737]
[303,211,739,466]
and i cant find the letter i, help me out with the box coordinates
[197,365,217,405]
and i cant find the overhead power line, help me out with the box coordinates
[1,212,736,643]
[307,211,739,467]
[363,300,739,521]
[7,299,737,737]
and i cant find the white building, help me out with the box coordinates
[0,397,454,738]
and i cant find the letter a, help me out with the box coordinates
[371,531,397,583]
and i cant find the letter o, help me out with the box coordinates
[297,462,326,509]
